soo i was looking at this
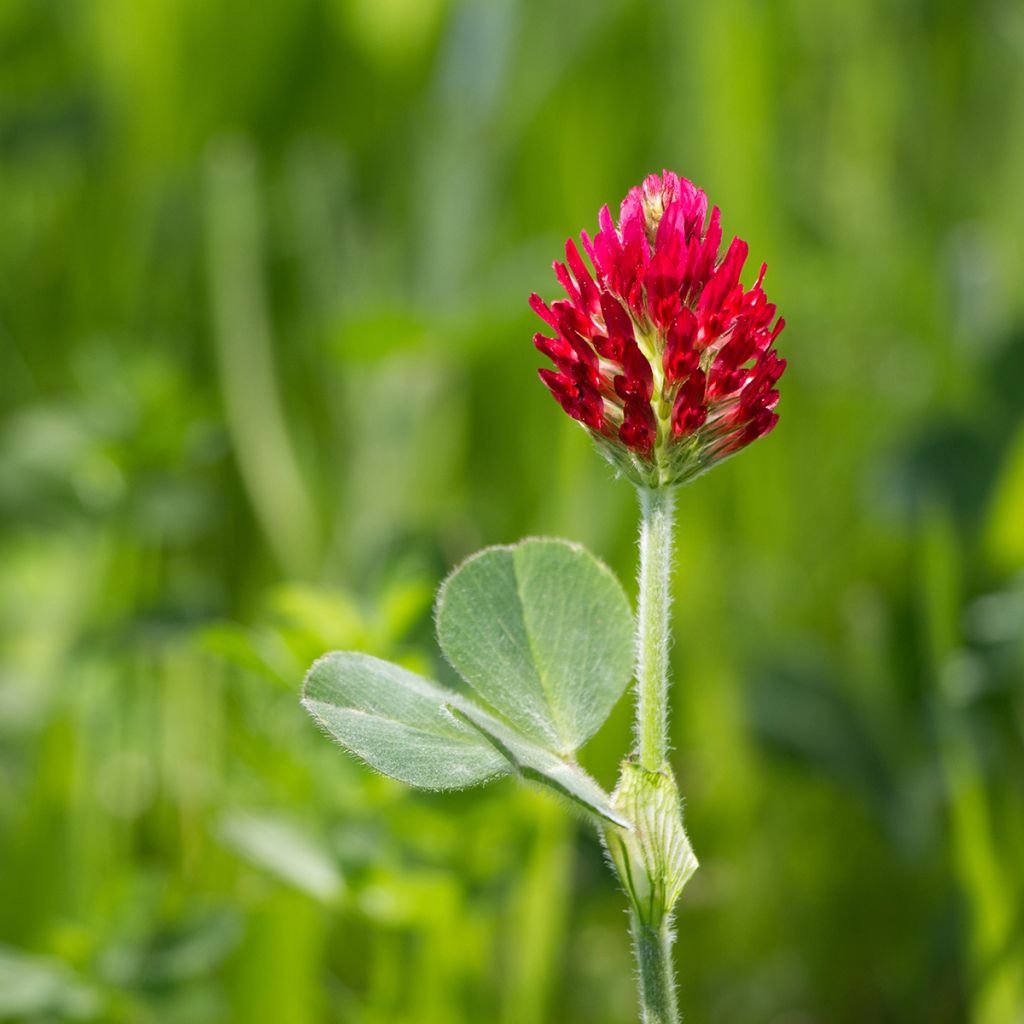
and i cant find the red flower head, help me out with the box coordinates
[531,171,786,488]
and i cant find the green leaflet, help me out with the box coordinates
[435,538,635,755]
[302,652,511,790]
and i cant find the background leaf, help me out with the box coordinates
[302,652,511,790]
[436,538,635,754]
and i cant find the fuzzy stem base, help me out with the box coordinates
[636,486,676,771]
[632,916,679,1024]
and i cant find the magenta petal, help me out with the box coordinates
[565,238,600,314]
[529,292,559,330]
[599,290,635,342]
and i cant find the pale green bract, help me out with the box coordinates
[301,538,635,826]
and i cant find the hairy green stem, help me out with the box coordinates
[632,917,679,1024]
[601,485,688,1022]
[636,486,676,771]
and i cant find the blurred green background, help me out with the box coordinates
[2,0,1024,1021]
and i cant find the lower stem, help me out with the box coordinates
[632,916,679,1024]
[636,486,676,771]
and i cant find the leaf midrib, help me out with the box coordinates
[303,699,486,746]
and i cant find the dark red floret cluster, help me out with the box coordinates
[531,171,786,487]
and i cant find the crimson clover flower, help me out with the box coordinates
[531,171,786,488]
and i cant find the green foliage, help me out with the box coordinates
[2,0,1024,1021]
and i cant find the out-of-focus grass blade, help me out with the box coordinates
[0,945,100,1020]
[219,812,345,904]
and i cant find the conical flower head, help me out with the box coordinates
[531,171,786,488]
